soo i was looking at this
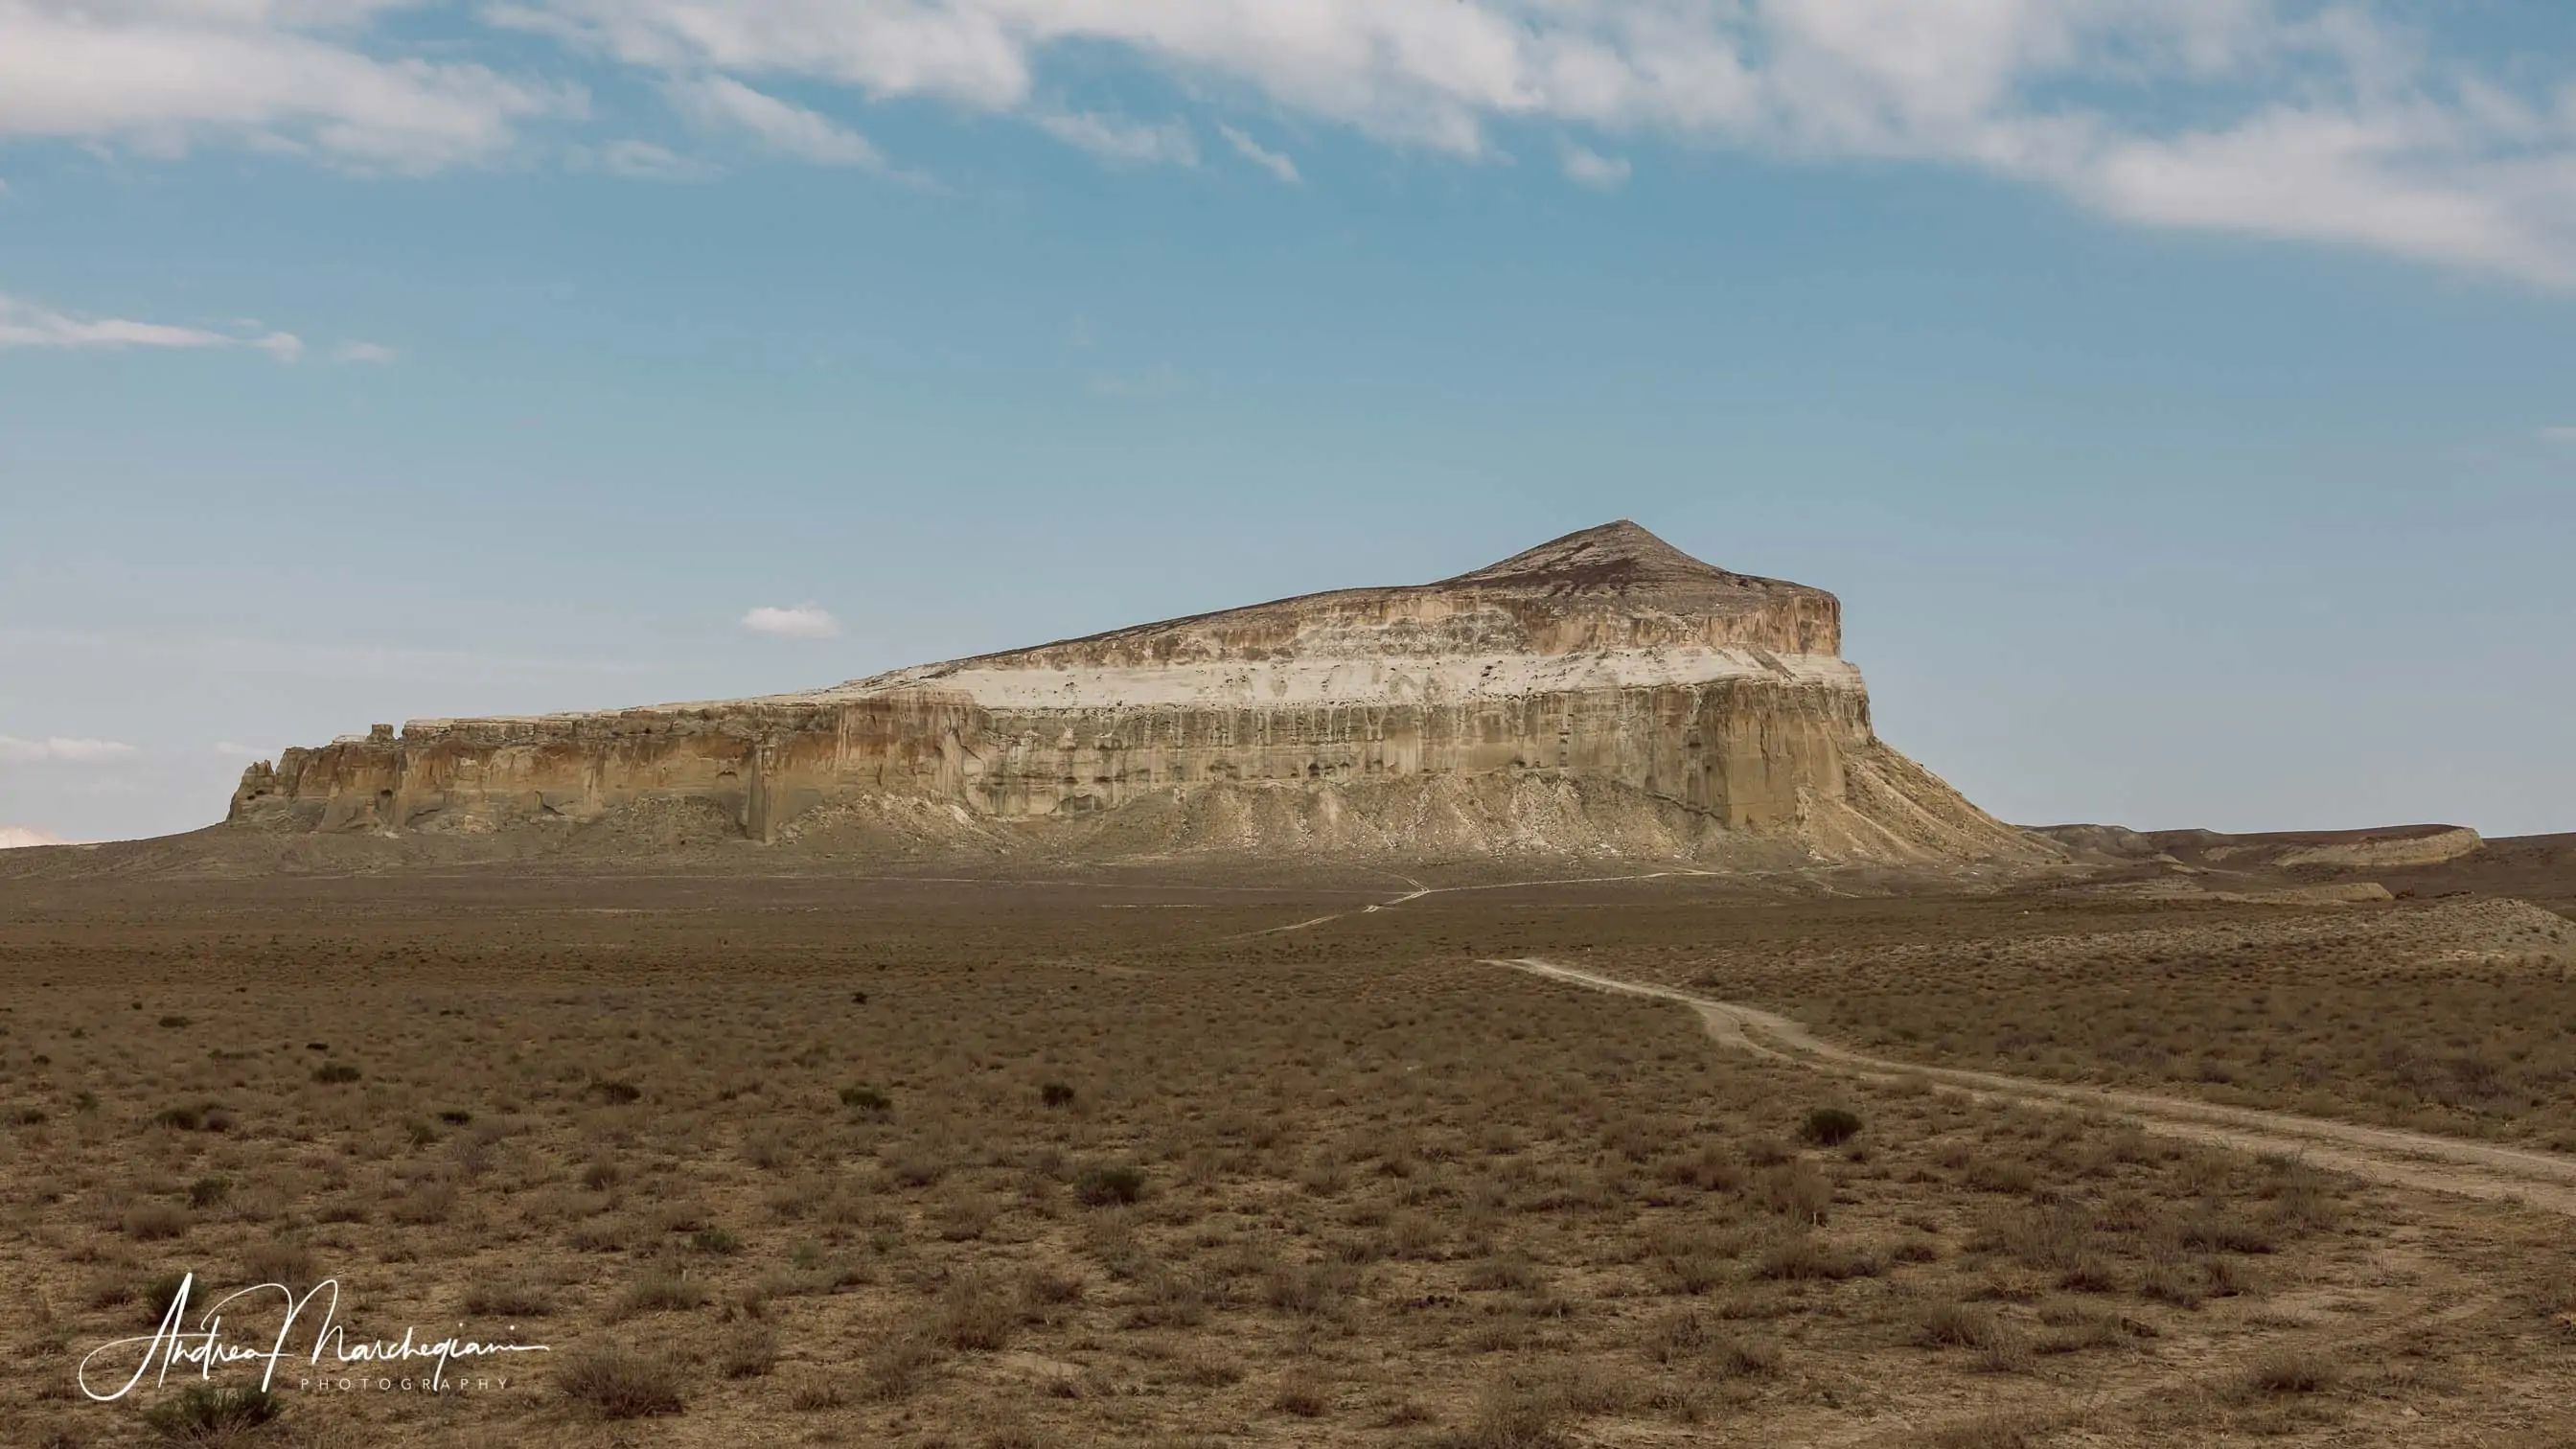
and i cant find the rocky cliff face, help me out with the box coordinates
[228,522,2043,862]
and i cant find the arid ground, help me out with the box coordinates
[5,852,2575,1447]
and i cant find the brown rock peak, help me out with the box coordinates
[1444,520,1734,592]
[1434,519,1823,629]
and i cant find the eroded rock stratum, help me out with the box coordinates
[229,522,2047,862]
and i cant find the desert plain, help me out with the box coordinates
[4,836,2575,1448]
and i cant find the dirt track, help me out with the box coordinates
[1492,955,2576,1219]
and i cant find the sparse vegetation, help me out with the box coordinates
[558,1346,685,1418]
[0,871,2561,1447]
[141,1383,278,1440]
[1074,1162,1146,1207]
[1802,1105,1863,1146]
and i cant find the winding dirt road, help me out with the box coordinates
[1489,955,2576,1219]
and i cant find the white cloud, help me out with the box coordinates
[6,3,2576,287]
[0,293,307,356]
[2542,426,2576,444]
[1219,124,1299,183]
[740,603,840,638]
[214,740,267,758]
[1,295,225,350]
[668,75,882,167]
[0,825,73,849]
[1561,143,1631,191]
[0,735,139,764]
[576,138,719,181]
[334,340,396,364]
[1038,111,1197,168]
[0,0,577,171]
[494,0,2576,288]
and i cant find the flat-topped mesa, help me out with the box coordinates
[230,522,2040,863]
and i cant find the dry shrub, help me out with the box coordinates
[1964,1156,2037,1196]
[1175,1351,1246,1387]
[741,1128,793,1171]
[389,1181,458,1226]
[141,1383,278,1441]
[1076,1163,1147,1206]
[1916,1300,2010,1350]
[242,1241,319,1288]
[1383,1209,1444,1259]
[1916,1410,2045,1449]
[557,1346,684,1419]
[861,1334,943,1401]
[1655,1141,1744,1193]
[1640,1306,1708,1365]
[608,1265,707,1321]
[1757,1162,1833,1224]
[1802,1106,1863,1146]
[717,1321,780,1379]
[2033,1301,2137,1354]
[785,1371,846,1411]
[1271,1367,1331,1418]
[1120,1267,1210,1329]
[1261,1259,1357,1318]
[1442,1360,1639,1449]
[2235,1347,2340,1398]
[124,1203,189,1241]
[1019,1266,1087,1320]
[932,1272,1017,1350]
[2138,1262,2204,1308]
[2178,1210,2278,1254]
[933,1184,1001,1241]
[1753,1232,1886,1282]
[1643,1224,1742,1295]
[460,1280,553,1318]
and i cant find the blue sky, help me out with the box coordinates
[3,0,2573,844]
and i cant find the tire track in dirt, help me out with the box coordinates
[1489,956,2576,1219]
[1217,869,1719,941]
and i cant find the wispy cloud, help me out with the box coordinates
[741,603,840,639]
[0,735,138,765]
[1561,144,1631,191]
[333,340,396,364]
[2543,426,2576,444]
[1038,111,1198,168]
[6,3,2576,288]
[503,0,2576,288]
[1219,125,1300,184]
[669,76,882,167]
[575,139,720,181]
[0,0,576,171]
[0,294,302,357]
[214,741,267,759]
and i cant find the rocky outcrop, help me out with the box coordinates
[2033,822,2486,873]
[228,522,2046,863]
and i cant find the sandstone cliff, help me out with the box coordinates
[228,522,2045,864]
